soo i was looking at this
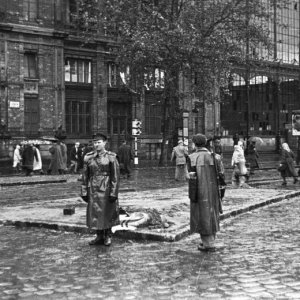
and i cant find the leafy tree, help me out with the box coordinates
[74,0,291,165]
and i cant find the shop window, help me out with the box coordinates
[24,53,37,79]
[65,59,91,83]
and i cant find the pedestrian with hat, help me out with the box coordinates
[187,133,222,252]
[47,139,64,175]
[81,133,120,246]
[171,139,189,181]
[117,139,134,179]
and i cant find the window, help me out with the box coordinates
[65,59,91,83]
[24,95,39,135]
[144,67,165,89]
[24,53,37,79]
[107,63,118,87]
[23,0,37,21]
[65,100,91,135]
[54,0,62,22]
[69,0,78,23]
[145,102,162,134]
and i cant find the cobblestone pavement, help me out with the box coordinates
[0,168,283,206]
[0,196,300,300]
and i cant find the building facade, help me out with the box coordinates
[220,0,300,150]
[7,1,298,161]
[0,0,212,162]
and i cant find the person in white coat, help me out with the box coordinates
[13,144,22,174]
[231,141,248,188]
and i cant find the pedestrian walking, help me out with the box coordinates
[247,140,259,175]
[48,140,64,175]
[33,145,44,175]
[69,142,82,174]
[22,143,38,176]
[171,140,188,181]
[231,141,248,188]
[117,139,134,178]
[213,137,223,158]
[187,134,222,252]
[59,140,68,174]
[12,144,22,174]
[81,133,120,246]
[278,142,298,186]
[233,132,239,146]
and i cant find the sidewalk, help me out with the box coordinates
[0,168,299,242]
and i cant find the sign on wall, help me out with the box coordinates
[9,101,20,108]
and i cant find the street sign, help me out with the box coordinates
[132,119,142,135]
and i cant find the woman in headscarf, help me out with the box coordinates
[231,141,248,188]
[279,143,298,186]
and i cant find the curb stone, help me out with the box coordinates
[1,190,300,242]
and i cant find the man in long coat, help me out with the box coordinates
[48,140,64,175]
[81,133,120,246]
[117,139,133,178]
[171,140,189,181]
[188,134,221,252]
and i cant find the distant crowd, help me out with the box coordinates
[12,140,92,177]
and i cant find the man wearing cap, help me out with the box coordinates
[171,139,189,181]
[81,133,120,246]
[187,133,222,252]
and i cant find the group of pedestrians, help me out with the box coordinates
[13,143,44,176]
[12,139,86,176]
[231,135,299,187]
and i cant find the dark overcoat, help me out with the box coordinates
[117,144,133,171]
[188,148,220,235]
[22,145,38,171]
[48,143,64,174]
[82,150,120,230]
[247,144,259,169]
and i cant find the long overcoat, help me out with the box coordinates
[48,143,64,174]
[82,150,120,230]
[188,148,220,235]
[171,144,188,181]
[22,145,38,171]
[117,143,133,172]
[280,149,297,177]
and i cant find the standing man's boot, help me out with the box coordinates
[104,228,112,246]
[89,230,104,245]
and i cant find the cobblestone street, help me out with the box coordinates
[1,196,300,299]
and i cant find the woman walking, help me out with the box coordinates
[279,143,298,186]
[231,141,248,188]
